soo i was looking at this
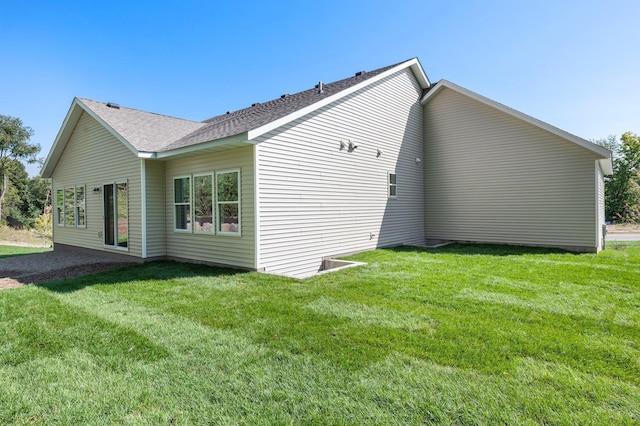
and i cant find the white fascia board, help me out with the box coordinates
[409,58,430,88]
[421,80,614,167]
[247,58,430,141]
[137,151,156,159]
[41,98,84,178]
[154,132,250,159]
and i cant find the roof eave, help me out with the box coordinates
[421,79,614,172]
[408,57,430,88]
[76,99,141,157]
[41,98,142,178]
[154,132,251,159]
[137,151,157,159]
[41,98,83,178]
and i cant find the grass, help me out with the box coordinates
[1,243,639,424]
[0,245,51,259]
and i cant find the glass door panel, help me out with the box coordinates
[103,184,115,246]
[117,183,128,248]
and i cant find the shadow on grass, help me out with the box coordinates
[40,260,249,294]
[388,243,574,257]
[39,244,576,294]
[31,244,640,381]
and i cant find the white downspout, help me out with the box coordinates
[140,159,147,259]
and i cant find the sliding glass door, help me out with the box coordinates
[103,181,128,249]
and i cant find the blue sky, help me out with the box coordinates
[1,0,638,176]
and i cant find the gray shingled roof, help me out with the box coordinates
[78,98,205,152]
[80,59,412,153]
[163,61,407,151]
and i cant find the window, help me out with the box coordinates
[57,186,86,227]
[64,187,75,225]
[217,170,240,234]
[193,174,213,233]
[56,189,64,225]
[172,170,241,236]
[389,173,397,198]
[103,181,128,249]
[174,177,191,231]
[75,186,86,227]
[116,183,128,248]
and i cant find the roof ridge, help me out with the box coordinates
[202,59,414,124]
[165,58,419,152]
[77,97,202,123]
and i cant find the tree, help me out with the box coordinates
[24,176,51,223]
[2,159,30,226]
[33,204,52,243]
[0,115,40,222]
[594,132,640,222]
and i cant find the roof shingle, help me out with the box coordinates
[79,59,414,154]
[164,61,407,151]
[78,98,205,152]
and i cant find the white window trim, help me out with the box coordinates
[193,173,214,234]
[173,175,192,233]
[216,169,241,237]
[56,185,87,228]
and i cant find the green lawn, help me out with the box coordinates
[1,243,639,424]
[0,245,51,259]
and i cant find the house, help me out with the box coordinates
[41,58,612,278]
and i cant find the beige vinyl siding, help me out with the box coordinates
[51,111,142,257]
[423,87,600,251]
[144,159,166,258]
[256,68,425,278]
[164,145,255,268]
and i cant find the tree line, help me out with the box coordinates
[594,132,640,223]
[0,114,49,232]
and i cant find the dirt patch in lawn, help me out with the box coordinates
[607,223,640,234]
[0,250,137,290]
